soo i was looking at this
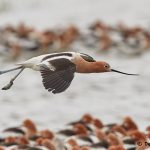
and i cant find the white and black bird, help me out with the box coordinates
[0,52,138,94]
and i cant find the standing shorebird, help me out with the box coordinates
[0,52,138,94]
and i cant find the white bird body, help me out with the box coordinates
[18,52,78,71]
[17,54,49,71]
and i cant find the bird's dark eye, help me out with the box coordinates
[104,64,110,68]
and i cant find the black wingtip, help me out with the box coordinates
[3,127,25,135]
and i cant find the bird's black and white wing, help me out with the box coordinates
[40,57,76,94]
[80,53,96,62]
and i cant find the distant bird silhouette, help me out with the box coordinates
[0,52,138,94]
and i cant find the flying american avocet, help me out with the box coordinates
[0,52,138,94]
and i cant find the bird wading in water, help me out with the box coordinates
[0,52,138,94]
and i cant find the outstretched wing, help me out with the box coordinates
[40,58,76,94]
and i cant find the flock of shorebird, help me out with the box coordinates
[0,52,138,93]
[0,21,150,60]
[0,114,149,150]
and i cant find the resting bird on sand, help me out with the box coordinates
[0,52,138,94]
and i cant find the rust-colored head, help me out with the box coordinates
[22,119,37,136]
[95,61,111,73]
[95,61,138,75]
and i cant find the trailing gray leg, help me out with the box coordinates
[0,66,23,75]
[2,68,25,90]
